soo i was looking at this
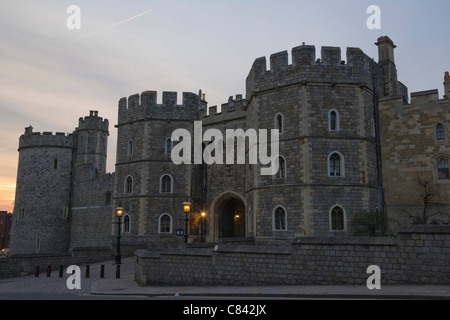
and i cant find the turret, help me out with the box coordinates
[74,110,109,177]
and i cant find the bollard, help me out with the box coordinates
[100,265,105,278]
[59,265,64,278]
[85,265,90,278]
[35,266,39,277]
[46,265,51,277]
[116,264,120,279]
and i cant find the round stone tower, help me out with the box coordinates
[9,126,74,255]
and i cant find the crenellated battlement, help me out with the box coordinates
[201,94,247,125]
[18,126,73,150]
[118,91,202,125]
[246,44,385,99]
[76,110,109,132]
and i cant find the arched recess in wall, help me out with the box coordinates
[210,191,246,241]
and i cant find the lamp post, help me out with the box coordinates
[183,201,191,244]
[115,207,124,264]
[201,211,206,242]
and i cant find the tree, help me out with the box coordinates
[409,175,449,225]
[352,209,387,237]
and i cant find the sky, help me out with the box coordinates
[0,0,449,213]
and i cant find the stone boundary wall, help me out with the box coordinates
[135,225,450,286]
[0,243,144,279]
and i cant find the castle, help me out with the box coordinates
[9,36,450,256]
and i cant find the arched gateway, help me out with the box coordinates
[210,192,246,241]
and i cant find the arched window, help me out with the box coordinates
[436,124,445,141]
[328,152,344,177]
[273,206,287,231]
[125,176,133,194]
[159,214,172,233]
[128,140,133,156]
[438,158,449,180]
[53,159,58,170]
[329,109,340,131]
[276,156,286,178]
[123,214,130,233]
[275,113,284,133]
[160,174,173,193]
[165,137,173,154]
[330,206,345,231]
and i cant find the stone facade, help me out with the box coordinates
[7,36,450,257]
[379,77,450,230]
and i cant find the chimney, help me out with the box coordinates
[375,36,398,96]
[444,72,450,99]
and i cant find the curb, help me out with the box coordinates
[90,281,450,300]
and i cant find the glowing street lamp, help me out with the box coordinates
[183,201,191,244]
[201,211,206,242]
[115,207,124,264]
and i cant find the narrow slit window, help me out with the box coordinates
[437,124,445,141]
[276,156,286,178]
[125,176,133,194]
[128,140,133,156]
[329,109,340,131]
[165,138,172,154]
[275,114,284,133]
[123,215,130,233]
